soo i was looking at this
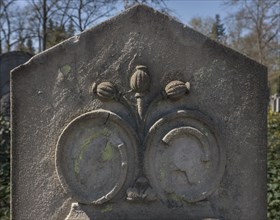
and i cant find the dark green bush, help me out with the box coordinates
[268,110,280,219]
[0,115,10,220]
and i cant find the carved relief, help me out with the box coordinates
[55,110,138,204]
[56,64,224,212]
[92,82,121,101]
[144,110,225,205]
[126,176,156,202]
[91,66,190,121]
[129,65,150,119]
[163,80,190,100]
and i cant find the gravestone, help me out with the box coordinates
[11,5,267,220]
[0,51,32,118]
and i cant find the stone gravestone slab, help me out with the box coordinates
[11,5,267,220]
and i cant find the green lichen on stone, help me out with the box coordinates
[169,193,183,203]
[60,64,71,74]
[101,204,112,213]
[102,127,110,137]
[74,161,79,174]
[159,167,166,181]
[74,128,111,175]
[102,142,114,161]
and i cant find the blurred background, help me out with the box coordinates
[0,0,279,219]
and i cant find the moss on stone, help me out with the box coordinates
[102,142,114,161]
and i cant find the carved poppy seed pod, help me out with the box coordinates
[130,65,150,93]
[92,82,119,101]
[164,80,190,100]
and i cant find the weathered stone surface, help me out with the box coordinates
[11,4,267,220]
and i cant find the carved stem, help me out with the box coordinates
[142,93,163,124]
[119,96,141,129]
[135,93,145,120]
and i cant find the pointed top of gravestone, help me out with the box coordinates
[12,4,265,78]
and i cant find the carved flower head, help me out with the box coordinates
[92,82,119,101]
[164,80,190,100]
[130,65,150,93]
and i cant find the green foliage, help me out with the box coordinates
[0,115,10,219]
[46,19,74,49]
[268,110,280,219]
[189,16,215,37]
[211,14,226,42]
[268,72,280,95]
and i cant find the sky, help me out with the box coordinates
[15,0,231,27]
[164,0,229,25]
[110,0,232,27]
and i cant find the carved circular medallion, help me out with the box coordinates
[56,110,138,204]
[144,110,225,204]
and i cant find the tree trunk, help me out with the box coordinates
[78,0,83,32]
[43,0,47,50]
[0,32,2,54]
